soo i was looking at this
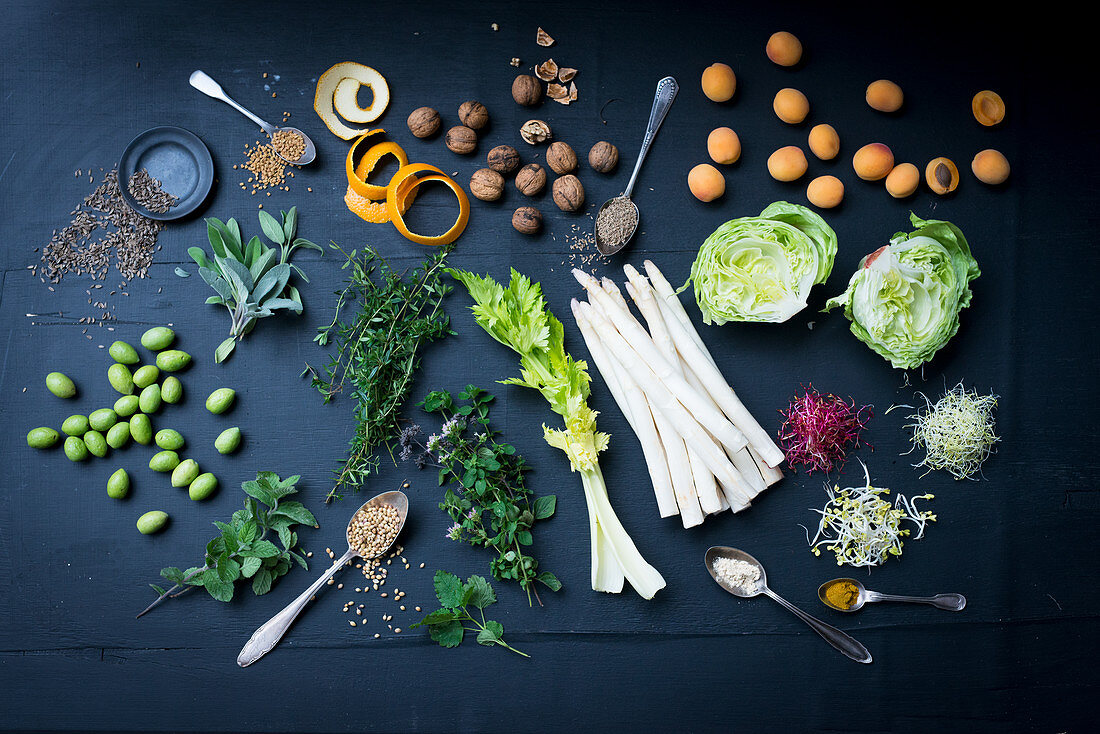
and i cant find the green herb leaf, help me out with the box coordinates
[202,568,235,602]
[214,337,237,364]
[533,495,557,519]
[476,620,504,646]
[433,570,466,609]
[270,500,317,526]
[465,575,496,609]
[251,569,273,595]
[537,571,562,591]
[240,556,262,578]
[258,209,286,245]
[428,619,465,648]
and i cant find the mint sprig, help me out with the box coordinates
[412,570,528,657]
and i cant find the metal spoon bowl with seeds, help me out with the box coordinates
[236,490,408,667]
[189,70,317,165]
[594,76,678,256]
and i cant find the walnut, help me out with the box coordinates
[535,59,559,82]
[445,126,477,154]
[519,119,551,145]
[515,163,546,196]
[469,168,505,201]
[512,206,542,234]
[558,67,577,82]
[536,27,555,47]
[511,75,542,106]
[458,101,489,131]
[406,107,441,139]
[588,141,619,173]
[546,142,577,174]
[487,145,520,174]
[547,83,569,101]
[552,175,585,212]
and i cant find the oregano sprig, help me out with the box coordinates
[412,570,527,657]
[137,471,317,618]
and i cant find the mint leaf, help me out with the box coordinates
[465,575,496,610]
[476,620,504,646]
[433,570,465,609]
[244,540,281,558]
[428,620,464,648]
[202,569,235,602]
[251,569,273,595]
[271,500,316,526]
[537,571,562,591]
[240,556,262,578]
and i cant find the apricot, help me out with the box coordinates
[707,127,741,164]
[767,146,808,182]
[925,157,960,195]
[688,163,725,202]
[972,90,1005,126]
[972,149,1010,185]
[866,80,904,112]
[701,63,737,102]
[766,31,802,66]
[852,143,894,181]
[808,123,840,160]
[807,175,844,208]
[773,88,809,124]
[885,163,919,198]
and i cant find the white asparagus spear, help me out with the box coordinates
[571,299,679,518]
[590,286,703,525]
[573,269,749,456]
[641,260,786,468]
[578,301,754,509]
[623,274,725,515]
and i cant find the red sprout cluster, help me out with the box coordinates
[777,386,872,475]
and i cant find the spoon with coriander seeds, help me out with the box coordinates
[237,489,408,667]
[594,76,678,256]
[189,70,317,165]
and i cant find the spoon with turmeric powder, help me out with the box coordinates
[818,577,967,613]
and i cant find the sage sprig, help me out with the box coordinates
[181,206,321,363]
[137,471,317,618]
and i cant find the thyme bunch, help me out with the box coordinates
[303,243,453,502]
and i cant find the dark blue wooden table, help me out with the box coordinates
[1,2,1095,731]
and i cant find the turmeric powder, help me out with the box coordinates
[824,580,860,610]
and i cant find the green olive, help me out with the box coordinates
[113,395,140,418]
[27,427,60,449]
[136,510,169,535]
[171,459,200,488]
[109,340,140,365]
[129,414,153,445]
[141,327,175,351]
[132,365,160,389]
[46,372,77,398]
[156,350,192,373]
[88,408,118,432]
[214,427,242,454]
[188,473,219,501]
[106,422,131,449]
[161,376,183,404]
[149,450,180,472]
[139,384,162,414]
[205,388,236,414]
[64,436,89,461]
[107,363,134,395]
[107,468,130,499]
[155,429,185,451]
[61,414,90,436]
[84,430,108,458]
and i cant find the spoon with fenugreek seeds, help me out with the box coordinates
[237,490,408,667]
[189,70,317,165]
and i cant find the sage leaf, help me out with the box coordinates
[174,267,190,278]
[214,337,236,364]
[258,209,286,245]
[283,206,298,242]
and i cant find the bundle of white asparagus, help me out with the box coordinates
[570,261,785,527]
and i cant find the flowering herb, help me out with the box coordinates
[401,385,559,606]
[805,462,935,567]
[778,386,872,474]
[905,381,999,480]
[412,570,527,656]
[303,243,453,502]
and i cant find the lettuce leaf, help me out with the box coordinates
[824,213,980,369]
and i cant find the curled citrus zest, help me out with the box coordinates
[345,132,408,200]
[314,62,390,140]
[385,163,470,246]
[344,186,393,224]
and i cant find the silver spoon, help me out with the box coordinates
[818,577,967,613]
[236,489,408,667]
[705,546,873,664]
[189,69,317,165]
[594,76,678,256]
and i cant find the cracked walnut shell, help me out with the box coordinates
[546,142,577,174]
[535,59,559,82]
[520,119,551,145]
[515,163,546,196]
[552,174,584,212]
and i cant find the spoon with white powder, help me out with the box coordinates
[704,546,873,664]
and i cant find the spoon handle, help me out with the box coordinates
[622,76,678,200]
[237,547,356,667]
[189,70,275,135]
[867,591,967,611]
[762,587,873,664]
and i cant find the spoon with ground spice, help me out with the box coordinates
[818,577,967,613]
[705,546,873,664]
[189,70,317,165]
[237,489,408,667]
[594,76,678,256]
